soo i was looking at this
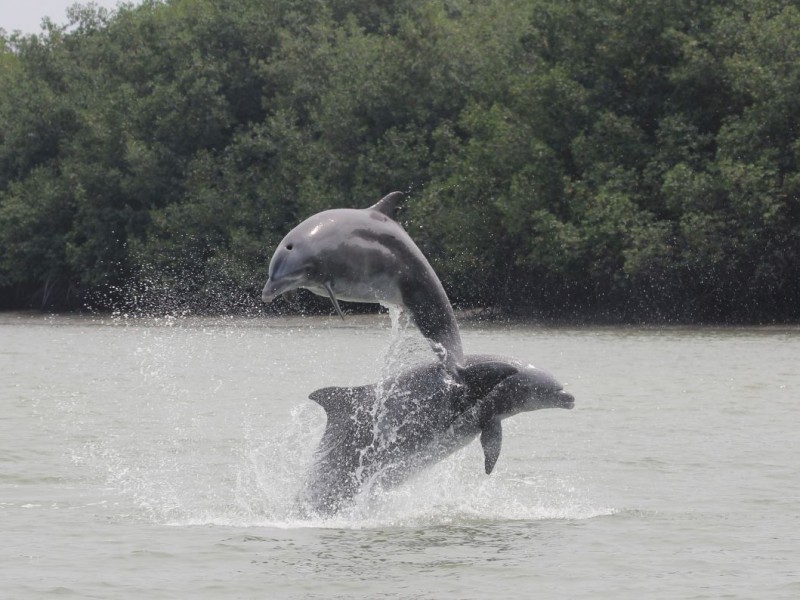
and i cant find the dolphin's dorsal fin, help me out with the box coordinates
[369,191,404,220]
[480,417,503,475]
[309,385,373,422]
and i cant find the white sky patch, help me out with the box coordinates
[1,0,141,35]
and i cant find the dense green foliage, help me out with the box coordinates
[1,0,799,321]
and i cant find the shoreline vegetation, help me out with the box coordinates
[1,1,799,324]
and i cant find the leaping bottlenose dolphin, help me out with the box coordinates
[261,192,463,374]
[296,354,574,516]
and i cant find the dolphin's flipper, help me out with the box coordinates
[369,191,404,220]
[479,417,503,475]
[323,281,346,320]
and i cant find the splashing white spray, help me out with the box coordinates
[63,312,607,528]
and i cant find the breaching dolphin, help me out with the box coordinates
[261,192,463,373]
[296,354,574,516]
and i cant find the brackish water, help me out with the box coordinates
[1,313,798,598]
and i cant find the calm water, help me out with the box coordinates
[1,312,798,598]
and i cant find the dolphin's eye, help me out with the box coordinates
[286,243,293,250]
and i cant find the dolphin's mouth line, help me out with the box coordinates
[262,275,302,303]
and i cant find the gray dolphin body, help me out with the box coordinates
[296,354,574,516]
[261,192,463,373]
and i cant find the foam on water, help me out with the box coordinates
[60,312,608,529]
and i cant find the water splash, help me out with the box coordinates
[347,304,435,506]
[380,303,429,378]
[60,313,606,528]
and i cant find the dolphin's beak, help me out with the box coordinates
[262,277,288,303]
[555,390,575,409]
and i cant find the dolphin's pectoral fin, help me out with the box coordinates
[479,417,503,475]
[369,191,405,220]
[322,281,345,320]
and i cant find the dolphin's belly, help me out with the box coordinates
[307,276,404,305]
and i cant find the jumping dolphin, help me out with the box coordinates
[261,192,463,373]
[296,354,574,516]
